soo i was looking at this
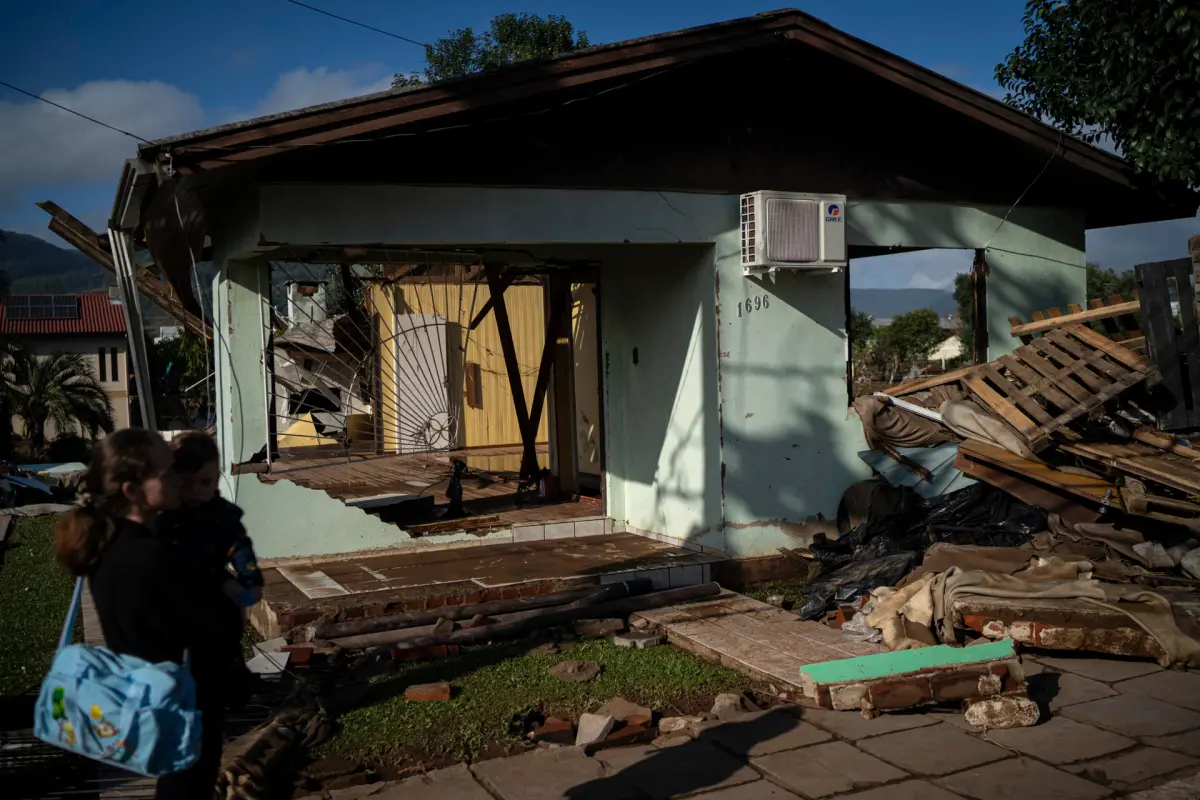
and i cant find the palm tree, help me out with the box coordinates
[6,350,114,457]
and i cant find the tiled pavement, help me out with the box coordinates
[317,654,1200,799]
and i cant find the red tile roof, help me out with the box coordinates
[0,294,127,336]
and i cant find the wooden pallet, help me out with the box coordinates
[962,322,1154,452]
[1136,255,1200,431]
[1009,294,1145,353]
[1060,440,1200,497]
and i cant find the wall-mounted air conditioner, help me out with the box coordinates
[740,191,847,275]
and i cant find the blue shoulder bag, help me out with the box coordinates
[34,578,203,777]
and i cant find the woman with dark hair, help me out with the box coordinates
[54,429,242,800]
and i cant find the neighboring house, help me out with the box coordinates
[0,293,131,436]
[102,10,1195,561]
[928,335,964,367]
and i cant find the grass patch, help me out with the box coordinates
[0,516,75,696]
[321,638,752,767]
[742,581,808,609]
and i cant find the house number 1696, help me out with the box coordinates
[737,295,770,317]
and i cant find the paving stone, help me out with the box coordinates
[1144,730,1200,758]
[856,723,1009,776]
[985,716,1136,764]
[692,708,831,757]
[800,706,940,740]
[832,779,966,800]
[1125,772,1200,800]
[375,764,493,798]
[1028,671,1118,710]
[471,747,639,800]
[935,759,1112,800]
[1063,694,1200,737]
[686,783,801,799]
[751,741,907,798]
[1115,670,1200,712]
[1064,747,1198,789]
[1035,655,1162,683]
[596,741,761,799]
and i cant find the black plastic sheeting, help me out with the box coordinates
[798,482,1046,620]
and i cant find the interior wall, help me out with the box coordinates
[571,283,601,478]
[600,245,724,549]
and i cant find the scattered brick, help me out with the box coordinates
[574,618,624,638]
[530,718,575,745]
[390,644,460,662]
[280,644,314,666]
[405,681,451,702]
[613,630,663,649]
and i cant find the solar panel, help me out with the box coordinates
[6,296,80,320]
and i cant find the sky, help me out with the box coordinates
[1,0,1196,291]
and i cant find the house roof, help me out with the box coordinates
[115,8,1195,239]
[0,294,127,336]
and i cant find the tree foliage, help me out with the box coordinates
[394,13,590,87]
[1086,262,1137,299]
[6,350,114,456]
[997,0,1200,185]
[952,273,975,360]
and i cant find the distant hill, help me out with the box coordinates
[0,229,112,293]
[851,288,956,319]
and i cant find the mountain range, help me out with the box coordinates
[850,288,957,319]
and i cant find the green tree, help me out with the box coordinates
[997,0,1200,184]
[6,350,114,457]
[1086,262,1137,300]
[952,272,975,360]
[849,308,876,375]
[394,13,590,86]
[873,308,946,384]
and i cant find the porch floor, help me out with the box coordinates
[257,532,720,637]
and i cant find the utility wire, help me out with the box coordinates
[0,78,152,142]
[284,0,428,48]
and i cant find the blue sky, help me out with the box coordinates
[1,0,1195,289]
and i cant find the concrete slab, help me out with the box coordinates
[800,706,940,741]
[936,759,1112,800]
[1063,695,1200,737]
[595,741,761,799]
[751,741,908,798]
[1028,671,1118,710]
[1034,655,1162,683]
[1114,670,1200,712]
[372,765,493,798]
[686,783,800,799]
[856,723,1009,776]
[985,716,1136,765]
[691,709,831,757]
[833,780,967,800]
[1064,747,1199,790]
[1144,730,1200,759]
[1125,772,1200,800]
[470,747,638,800]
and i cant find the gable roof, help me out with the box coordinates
[0,294,127,336]
[119,8,1195,229]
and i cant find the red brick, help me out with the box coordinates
[624,714,653,728]
[869,678,933,710]
[445,594,465,606]
[341,606,367,620]
[518,585,538,597]
[403,599,426,612]
[962,615,987,633]
[427,595,445,609]
[535,584,554,595]
[405,682,451,702]
[531,718,574,745]
[365,603,386,617]
[592,724,656,751]
[463,593,484,605]
[483,590,503,602]
[573,618,624,638]
[501,588,521,600]
[281,645,314,666]
[286,609,323,627]
[930,672,988,703]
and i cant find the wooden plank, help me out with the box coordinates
[1171,256,1200,428]
[1134,427,1200,460]
[1009,315,1033,345]
[1138,259,1188,430]
[1030,338,1108,394]
[884,364,974,396]
[1062,441,1200,496]
[484,264,536,479]
[1013,346,1093,404]
[962,370,1040,439]
[1009,300,1141,337]
[1089,297,1128,340]
[1062,322,1151,372]
[980,364,1054,424]
[955,450,1107,524]
[996,354,1079,413]
[1043,328,1132,384]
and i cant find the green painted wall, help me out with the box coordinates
[217,186,1087,559]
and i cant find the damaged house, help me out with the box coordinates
[88,10,1197,630]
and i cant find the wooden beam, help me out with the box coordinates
[484,265,535,479]
[37,201,212,340]
[547,273,578,493]
[525,280,572,483]
[1010,299,1142,338]
[469,268,518,330]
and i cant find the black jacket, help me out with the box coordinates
[88,517,245,708]
[157,496,262,589]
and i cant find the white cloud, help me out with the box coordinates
[852,249,973,290]
[0,80,204,209]
[236,65,394,120]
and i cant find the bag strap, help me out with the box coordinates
[57,578,84,653]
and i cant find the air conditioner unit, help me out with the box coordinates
[740,191,847,275]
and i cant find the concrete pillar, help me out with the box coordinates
[213,257,270,476]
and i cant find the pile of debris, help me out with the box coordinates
[793,249,1200,701]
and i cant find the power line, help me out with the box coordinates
[284,0,428,48]
[0,78,152,143]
